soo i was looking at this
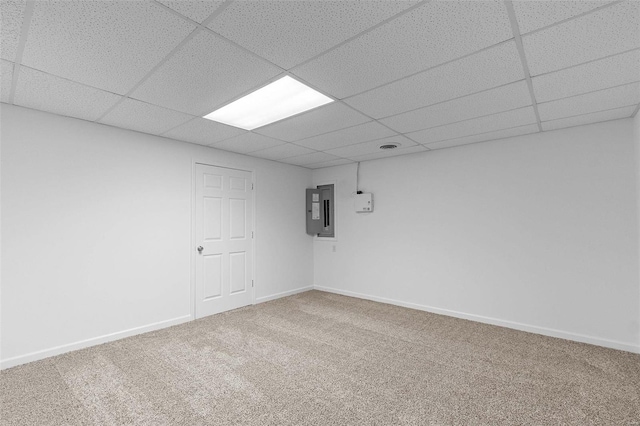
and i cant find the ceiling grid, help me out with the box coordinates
[93,0,233,122]
[515,0,623,35]
[6,0,34,104]
[504,1,543,132]
[0,0,637,167]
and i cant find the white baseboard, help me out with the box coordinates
[4,286,636,370]
[1,286,314,370]
[255,286,314,304]
[314,286,640,354]
[0,314,192,370]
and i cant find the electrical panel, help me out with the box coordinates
[354,193,373,213]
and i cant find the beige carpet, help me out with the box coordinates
[1,290,639,425]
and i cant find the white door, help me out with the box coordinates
[195,164,253,319]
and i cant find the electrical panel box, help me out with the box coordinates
[306,186,335,236]
[354,193,373,213]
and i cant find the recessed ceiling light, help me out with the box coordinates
[203,76,334,130]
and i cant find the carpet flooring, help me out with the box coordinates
[1,290,639,425]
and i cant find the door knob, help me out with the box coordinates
[197,246,204,253]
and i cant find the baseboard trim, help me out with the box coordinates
[2,286,315,370]
[0,314,192,370]
[314,286,640,354]
[255,286,314,304]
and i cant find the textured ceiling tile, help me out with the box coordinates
[163,117,246,146]
[325,135,416,158]
[249,143,316,161]
[306,159,354,169]
[280,152,342,166]
[532,50,640,103]
[1,60,13,103]
[523,1,640,76]
[99,98,193,135]
[293,0,512,98]
[156,0,224,23]
[211,132,284,154]
[254,102,369,142]
[1,0,25,61]
[21,1,195,95]
[208,1,418,69]
[296,121,396,151]
[344,42,524,119]
[381,81,532,133]
[425,124,540,150]
[347,145,428,162]
[13,66,121,121]
[132,31,282,116]
[542,105,636,131]
[512,0,615,34]
[407,107,538,145]
[537,82,640,121]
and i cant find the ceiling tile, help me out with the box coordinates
[99,98,193,135]
[542,105,636,131]
[1,60,13,103]
[538,82,640,122]
[292,0,512,99]
[425,124,540,150]
[306,159,355,169]
[513,0,615,34]
[348,145,428,163]
[131,31,282,116]
[210,132,284,154]
[249,143,316,161]
[296,121,396,151]
[523,1,640,76]
[13,66,121,122]
[344,41,524,119]
[21,1,195,95]
[325,135,416,158]
[156,0,224,23]
[407,107,538,145]
[254,102,369,142]
[532,50,640,103]
[208,1,418,69]
[1,0,25,61]
[381,81,532,134]
[280,152,342,167]
[163,117,246,146]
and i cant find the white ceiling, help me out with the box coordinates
[1,0,638,169]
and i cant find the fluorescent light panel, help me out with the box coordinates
[203,76,334,130]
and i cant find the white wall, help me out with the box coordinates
[0,104,314,368]
[313,119,640,353]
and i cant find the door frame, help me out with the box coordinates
[190,160,256,320]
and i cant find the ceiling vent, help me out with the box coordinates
[379,143,399,150]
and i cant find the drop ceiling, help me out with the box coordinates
[1,0,639,169]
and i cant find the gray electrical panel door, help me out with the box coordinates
[306,188,322,235]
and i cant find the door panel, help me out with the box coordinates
[203,254,222,299]
[204,173,223,189]
[229,252,246,294]
[229,199,246,239]
[203,197,222,240]
[229,176,246,191]
[195,164,253,318]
